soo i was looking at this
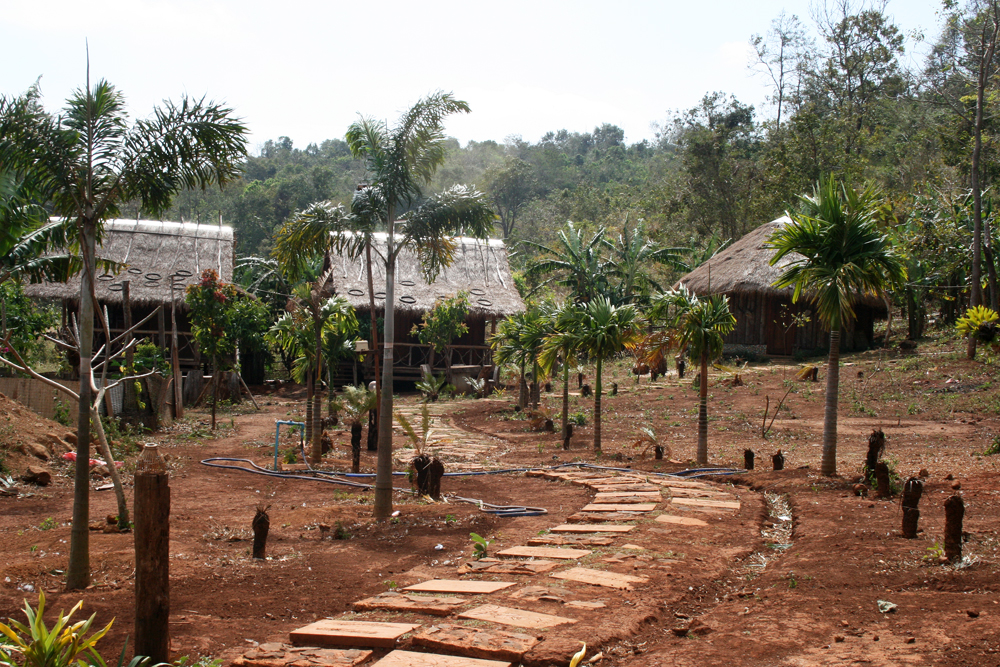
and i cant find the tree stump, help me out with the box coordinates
[252,505,270,559]
[413,455,431,496]
[865,428,886,480]
[367,409,378,452]
[944,495,965,562]
[654,444,664,460]
[610,382,618,397]
[772,449,784,471]
[675,357,686,379]
[563,423,573,451]
[875,462,892,498]
[744,449,755,471]
[428,457,445,501]
[134,445,170,665]
[901,477,923,538]
[581,384,592,397]
[351,423,363,473]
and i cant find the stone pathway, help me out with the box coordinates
[235,465,744,666]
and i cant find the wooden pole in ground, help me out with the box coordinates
[170,284,183,418]
[901,477,923,538]
[944,494,965,562]
[134,444,170,664]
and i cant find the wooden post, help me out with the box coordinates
[170,284,183,418]
[122,281,138,419]
[944,495,965,562]
[158,305,166,352]
[134,444,170,664]
[901,477,923,539]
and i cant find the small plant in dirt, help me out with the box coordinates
[38,517,57,531]
[568,411,587,427]
[922,542,946,563]
[396,405,433,456]
[984,435,1000,456]
[445,514,456,525]
[470,532,490,559]
[415,370,454,403]
[282,447,299,464]
[332,521,352,540]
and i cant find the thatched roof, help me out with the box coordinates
[676,216,886,310]
[24,220,234,306]
[324,233,525,317]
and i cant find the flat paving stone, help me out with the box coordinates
[550,567,649,590]
[497,546,592,559]
[550,524,635,533]
[413,623,538,662]
[373,649,512,667]
[459,604,577,629]
[668,487,733,498]
[571,476,644,487]
[526,535,614,547]
[567,511,649,522]
[352,592,467,616]
[670,497,740,510]
[458,560,561,575]
[655,514,709,527]
[404,580,516,594]
[232,644,372,667]
[289,620,419,649]
[645,477,711,489]
[593,491,662,499]
[581,503,657,512]
[591,495,660,504]
[592,484,662,493]
[565,600,607,610]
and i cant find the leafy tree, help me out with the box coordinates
[0,76,246,589]
[554,298,640,451]
[750,12,815,126]
[483,156,535,238]
[678,295,736,465]
[490,309,548,410]
[605,214,688,306]
[767,177,906,475]
[0,281,56,371]
[411,292,470,369]
[345,92,495,518]
[338,384,377,473]
[539,301,585,439]
[186,270,238,430]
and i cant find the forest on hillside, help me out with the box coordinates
[146,1,997,327]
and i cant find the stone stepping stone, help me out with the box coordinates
[405,580,516,594]
[413,623,538,662]
[668,487,732,498]
[458,560,561,575]
[550,524,635,534]
[459,604,577,629]
[565,600,606,610]
[527,535,614,547]
[593,491,662,499]
[671,497,740,510]
[592,484,662,493]
[232,644,372,667]
[567,511,648,523]
[645,477,711,489]
[509,586,565,602]
[581,503,657,512]
[497,546,591,560]
[289,620,420,649]
[352,592,468,616]
[656,514,709,527]
[550,567,649,591]
[373,649,512,667]
[591,495,660,504]
[571,476,644,487]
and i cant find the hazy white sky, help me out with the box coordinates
[2,0,943,153]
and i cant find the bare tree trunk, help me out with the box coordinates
[91,407,129,529]
[821,329,841,475]
[312,304,323,463]
[68,218,95,590]
[305,369,315,461]
[697,351,709,465]
[561,362,570,439]
[374,217,396,519]
[366,241,380,455]
[593,357,603,451]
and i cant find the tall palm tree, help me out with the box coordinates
[346,92,495,518]
[0,77,246,589]
[556,298,640,451]
[679,295,736,465]
[767,177,906,475]
[524,221,611,304]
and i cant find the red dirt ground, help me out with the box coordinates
[1,335,999,666]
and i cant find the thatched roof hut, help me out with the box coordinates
[676,217,887,355]
[324,233,525,318]
[24,219,234,306]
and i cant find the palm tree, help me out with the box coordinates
[339,384,377,473]
[605,214,688,307]
[524,221,611,303]
[268,290,358,463]
[0,78,246,589]
[539,301,585,440]
[767,177,906,475]
[678,295,736,465]
[556,298,640,451]
[346,92,495,519]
